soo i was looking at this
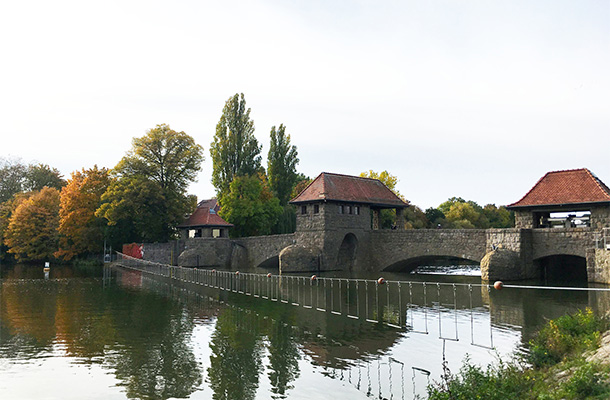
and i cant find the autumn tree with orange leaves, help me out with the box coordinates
[55,166,111,261]
[4,187,60,261]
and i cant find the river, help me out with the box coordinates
[1,262,609,399]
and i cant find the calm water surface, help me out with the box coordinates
[1,263,609,400]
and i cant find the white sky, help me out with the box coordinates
[1,0,609,209]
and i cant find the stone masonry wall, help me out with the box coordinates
[233,234,296,268]
[368,229,487,270]
[587,248,610,284]
[531,228,593,259]
[142,241,184,265]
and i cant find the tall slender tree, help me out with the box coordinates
[210,93,262,197]
[267,124,299,206]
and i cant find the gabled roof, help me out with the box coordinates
[508,168,610,208]
[179,198,233,228]
[290,172,408,208]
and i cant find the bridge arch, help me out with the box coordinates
[534,254,587,282]
[382,255,481,274]
[256,255,279,270]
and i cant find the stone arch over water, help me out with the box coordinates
[256,255,280,270]
[534,254,587,282]
[382,255,481,274]
[336,233,358,271]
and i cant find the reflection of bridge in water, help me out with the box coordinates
[112,254,610,399]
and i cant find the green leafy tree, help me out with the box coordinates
[267,124,299,206]
[24,163,66,191]
[98,124,203,243]
[210,93,262,197]
[425,207,446,228]
[97,177,184,244]
[56,166,111,260]
[4,187,60,261]
[483,204,514,228]
[115,124,204,192]
[445,202,480,229]
[219,175,283,238]
[0,157,27,202]
[290,173,311,199]
[404,205,429,229]
[360,170,409,229]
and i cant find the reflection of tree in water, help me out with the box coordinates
[208,307,263,400]
[108,290,202,400]
[267,312,300,399]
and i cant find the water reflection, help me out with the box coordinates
[2,263,610,400]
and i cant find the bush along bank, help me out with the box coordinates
[426,308,610,400]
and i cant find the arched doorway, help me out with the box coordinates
[336,233,358,271]
[535,255,587,282]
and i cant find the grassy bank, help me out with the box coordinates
[426,309,610,400]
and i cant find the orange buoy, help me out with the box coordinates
[493,281,504,290]
[311,274,317,281]
[377,277,386,285]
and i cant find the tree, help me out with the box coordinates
[0,157,27,202]
[219,175,283,238]
[360,170,409,229]
[444,202,480,229]
[267,124,299,206]
[4,187,60,261]
[483,204,514,228]
[425,207,446,228]
[210,93,262,197]
[115,124,204,192]
[360,170,403,199]
[290,174,311,199]
[24,163,66,191]
[98,124,203,243]
[97,177,190,244]
[56,166,111,260]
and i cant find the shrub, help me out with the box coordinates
[528,308,607,368]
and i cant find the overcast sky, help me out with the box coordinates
[1,0,608,209]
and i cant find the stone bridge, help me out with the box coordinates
[141,226,610,283]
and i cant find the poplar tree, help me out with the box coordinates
[210,93,262,197]
[267,124,299,206]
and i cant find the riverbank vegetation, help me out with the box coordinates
[426,308,610,399]
[0,92,514,263]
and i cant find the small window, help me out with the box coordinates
[339,205,344,214]
[212,229,221,238]
[354,206,360,215]
[301,205,307,215]
[314,204,320,214]
[348,206,353,214]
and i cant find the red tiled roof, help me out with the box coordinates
[290,172,408,208]
[179,199,233,227]
[508,168,610,208]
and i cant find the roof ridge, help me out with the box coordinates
[584,168,610,200]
